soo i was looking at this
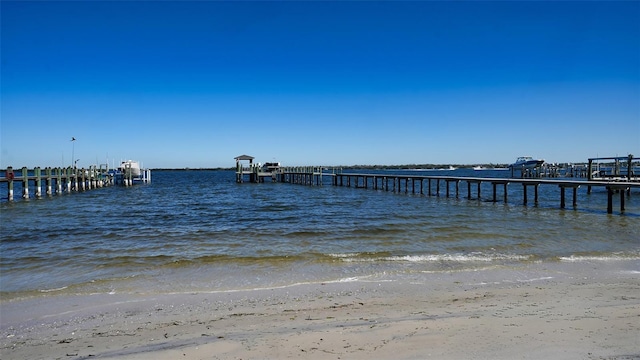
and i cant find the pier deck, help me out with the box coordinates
[272,169,639,215]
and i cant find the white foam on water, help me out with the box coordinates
[560,254,640,262]
[333,253,532,263]
[39,286,68,293]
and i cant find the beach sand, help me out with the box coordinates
[1,261,638,360]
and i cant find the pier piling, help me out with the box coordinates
[21,167,29,199]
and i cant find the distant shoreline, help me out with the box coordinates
[154,163,596,171]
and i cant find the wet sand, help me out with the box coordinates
[1,261,639,359]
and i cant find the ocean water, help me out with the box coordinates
[1,169,638,300]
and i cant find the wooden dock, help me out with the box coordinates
[236,154,639,214]
[1,165,151,201]
[263,167,637,215]
[328,173,638,214]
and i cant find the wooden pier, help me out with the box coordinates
[1,165,151,201]
[268,168,638,215]
[235,155,639,214]
[330,173,638,213]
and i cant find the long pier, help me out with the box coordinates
[274,169,639,215]
[1,165,150,201]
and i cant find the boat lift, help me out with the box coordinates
[587,154,636,181]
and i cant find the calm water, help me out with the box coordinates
[1,169,638,300]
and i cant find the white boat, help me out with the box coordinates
[119,160,141,177]
[509,156,544,169]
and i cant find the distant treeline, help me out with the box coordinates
[154,167,236,171]
[155,164,509,171]
[152,162,607,171]
[331,164,509,170]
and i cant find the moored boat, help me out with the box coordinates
[119,160,141,177]
[509,156,544,169]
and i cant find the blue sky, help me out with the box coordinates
[1,1,638,169]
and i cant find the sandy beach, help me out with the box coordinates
[1,261,638,360]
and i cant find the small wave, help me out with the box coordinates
[470,276,554,286]
[386,254,531,262]
[559,253,640,262]
[330,253,532,263]
[39,286,68,293]
[332,277,360,283]
[327,253,361,258]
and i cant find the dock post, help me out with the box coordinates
[467,181,472,199]
[534,184,539,205]
[6,167,14,201]
[22,166,29,199]
[56,168,63,194]
[66,167,72,192]
[427,178,432,196]
[45,167,52,196]
[72,167,79,191]
[455,180,459,198]
[492,183,497,202]
[523,184,528,205]
[607,185,630,213]
[35,167,42,198]
[445,180,450,197]
[477,182,481,200]
[559,184,580,209]
[81,168,86,191]
[436,179,440,196]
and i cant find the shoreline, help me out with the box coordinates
[1,261,639,359]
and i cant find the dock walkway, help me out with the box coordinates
[275,170,639,215]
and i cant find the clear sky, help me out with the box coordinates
[1,1,639,169]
